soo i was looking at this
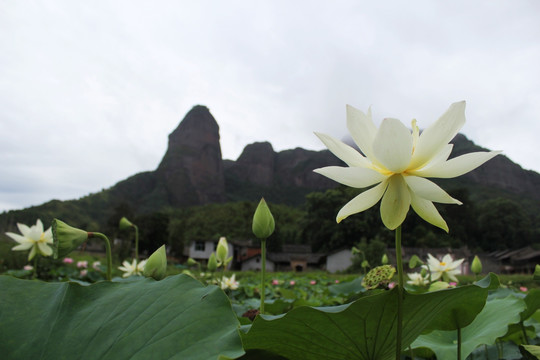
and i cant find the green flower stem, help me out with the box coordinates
[260,239,267,314]
[134,225,139,261]
[457,327,462,360]
[89,232,112,281]
[33,256,38,279]
[520,321,530,345]
[395,225,404,360]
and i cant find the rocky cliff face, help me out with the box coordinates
[156,105,225,206]
[105,106,540,211]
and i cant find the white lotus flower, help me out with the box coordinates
[423,253,464,282]
[6,219,53,260]
[406,272,429,286]
[118,259,147,278]
[220,274,239,290]
[314,101,500,231]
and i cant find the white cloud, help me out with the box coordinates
[1,0,539,211]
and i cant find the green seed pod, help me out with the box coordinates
[52,219,89,259]
[119,217,134,230]
[471,255,482,275]
[143,245,167,280]
[252,198,275,239]
[361,265,396,289]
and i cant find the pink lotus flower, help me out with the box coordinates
[289,280,296,286]
[77,260,88,269]
[63,257,74,264]
[334,280,340,284]
[80,270,88,277]
[449,282,457,287]
[92,261,101,271]
[520,286,528,292]
[310,280,317,285]
[388,282,396,289]
[23,265,33,271]
[272,279,279,285]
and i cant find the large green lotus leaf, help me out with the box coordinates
[521,289,540,321]
[412,295,525,360]
[241,274,496,360]
[520,345,540,359]
[0,274,244,360]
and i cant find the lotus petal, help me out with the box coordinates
[411,151,501,178]
[409,101,466,169]
[314,132,371,168]
[337,181,388,223]
[373,118,413,173]
[410,192,449,232]
[313,166,386,188]
[380,175,411,230]
[404,176,462,204]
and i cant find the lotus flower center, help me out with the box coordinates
[440,262,446,266]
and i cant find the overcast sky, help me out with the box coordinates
[1,1,539,212]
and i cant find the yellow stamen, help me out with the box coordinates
[440,262,446,266]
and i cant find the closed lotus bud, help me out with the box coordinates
[186,257,198,267]
[216,237,228,265]
[252,198,275,239]
[119,217,134,230]
[52,219,89,259]
[534,264,540,281]
[471,255,482,275]
[207,252,218,272]
[361,259,370,269]
[381,254,389,265]
[143,245,167,280]
[420,267,428,277]
[351,246,360,255]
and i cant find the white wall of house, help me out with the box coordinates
[326,249,352,273]
[241,255,275,272]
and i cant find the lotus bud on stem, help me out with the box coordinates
[52,219,112,281]
[119,217,139,261]
[252,198,275,314]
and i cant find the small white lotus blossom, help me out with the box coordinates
[6,219,53,260]
[92,261,101,271]
[118,259,147,278]
[313,102,500,231]
[406,272,429,286]
[220,274,239,290]
[423,253,464,282]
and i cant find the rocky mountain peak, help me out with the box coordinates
[156,105,225,206]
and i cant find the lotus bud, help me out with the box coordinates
[534,264,540,281]
[52,219,89,258]
[420,267,428,277]
[119,216,134,230]
[252,198,275,239]
[351,246,360,255]
[216,237,228,265]
[143,245,167,280]
[361,259,370,269]
[186,257,198,267]
[381,254,389,265]
[408,254,423,269]
[471,255,482,275]
[207,252,218,272]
